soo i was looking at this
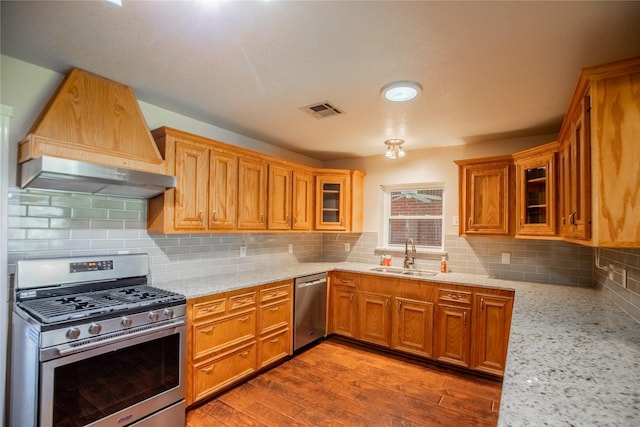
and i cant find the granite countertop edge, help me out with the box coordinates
[154,262,640,426]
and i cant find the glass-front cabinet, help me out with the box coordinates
[514,142,558,237]
[315,173,349,231]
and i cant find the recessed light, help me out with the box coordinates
[381,81,422,102]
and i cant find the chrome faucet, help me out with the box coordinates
[403,238,416,269]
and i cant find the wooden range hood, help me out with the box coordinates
[18,68,176,198]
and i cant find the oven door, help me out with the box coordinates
[39,319,185,427]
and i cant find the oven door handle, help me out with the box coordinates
[56,319,185,356]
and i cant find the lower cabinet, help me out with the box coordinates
[392,297,434,358]
[186,280,292,406]
[328,272,514,378]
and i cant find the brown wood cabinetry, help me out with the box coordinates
[434,287,472,368]
[315,170,365,232]
[357,291,392,347]
[328,272,512,377]
[472,291,514,376]
[329,272,358,338]
[148,127,238,233]
[292,169,314,230]
[455,156,512,235]
[514,142,559,238]
[237,156,267,230]
[186,280,292,406]
[267,164,314,230]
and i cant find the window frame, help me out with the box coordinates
[380,182,445,253]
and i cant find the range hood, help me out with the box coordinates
[21,156,176,199]
[17,68,176,199]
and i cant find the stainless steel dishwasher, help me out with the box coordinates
[294,272,327,351]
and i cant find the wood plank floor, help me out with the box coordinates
[186,338,502,427]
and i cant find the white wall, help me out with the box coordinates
[326,134,557,235]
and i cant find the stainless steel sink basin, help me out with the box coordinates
[369,267,438,276]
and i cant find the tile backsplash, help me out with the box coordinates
[6,188,638,322]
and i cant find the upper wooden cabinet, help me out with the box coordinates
[513,142,558,238]
[455,156,512,236]
[267,164,314,231]
[237,156,267,230]
[148,127,238,233]
[558,57,640,247]
[315,170,365,232]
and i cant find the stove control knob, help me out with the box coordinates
[148,311,160,322]
[88,323,102,335]
[121,317,133,328]
[163,308,174,319]
[66,327,81,340]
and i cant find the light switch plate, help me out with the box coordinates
[240,246,247,257]
[452,216,459,226]
[501,252,510,264]
[288,244,293,254]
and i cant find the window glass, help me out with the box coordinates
[384,187,444,250]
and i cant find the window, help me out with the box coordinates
[382,184,444,251]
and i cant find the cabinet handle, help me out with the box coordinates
[286,215,290,223]
[240,351,250,357]
[212,210,216,221]
[340,217,344,226]
[294,216,298,224]
[398,300,402,309]
[204,305,219,312]
[202,365,214,374]
[260,213,264,222]
[269,306,279,312]
[269,337,280,343]
[349,293,353,303]
[234,298,249,305]
[463,312,467,325]
[268,291,279,297]
[570,212,577,226]
[480,298,484,311]
[200,326,214,334]
[468,217,473,229]
[198,210,203,221]
[238,316,250,322]
[520,217,524,229]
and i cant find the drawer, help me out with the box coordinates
[193,342,256,402]
[229,291,256,312]
[332,272,359,286]
[259,299,290,334]
[438,289,472,305]
[193,310,256,359]
[192,298,226,320]
[259,328,291,368]
[260,284,290,303]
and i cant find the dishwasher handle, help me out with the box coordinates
[296,279,327,289]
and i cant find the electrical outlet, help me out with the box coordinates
[608,264,614,281]
[501,252,510,264]
[240,246,246,258]
[288,244,293,254]
[344,243,350,252]
[452,216,459,226]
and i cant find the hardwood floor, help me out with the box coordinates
[186,338,502,427]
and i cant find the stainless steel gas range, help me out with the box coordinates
[9,253,186,427]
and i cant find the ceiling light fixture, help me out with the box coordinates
[381,81,422,102]
[384,139,406,159]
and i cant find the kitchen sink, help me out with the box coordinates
[369,267,438,276]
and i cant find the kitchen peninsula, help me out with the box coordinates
[155,262,640,426]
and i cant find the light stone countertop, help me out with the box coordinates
[155,262,640,426]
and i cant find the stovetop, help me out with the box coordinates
[17,284,185,324]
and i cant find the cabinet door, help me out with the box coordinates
[237,157,267,230]
[565,93,591,241]
[392,297,433,358]
[292,170,313,230]
[267,164,292,230]
[458,159,511,235]
[434,304,470,368]
[515,149,557,236]
[174,141,209,230]
[357,292,391,347]
[315,174,348,231]
[472,294,513,376]
[209,151,237,230]
[330,285,357,338]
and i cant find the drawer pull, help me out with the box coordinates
[234,298,249,305]
[203,305,219,312]
[463,312,467,325]
[200,326,215,334]
[269,337,279,343]
[480,298,484,310]
[201,365,214,374]
[240,351,250,357]
[269,307,279,312]
[238,316,250,322]
[268,291,279,297]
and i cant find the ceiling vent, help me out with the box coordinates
[300,101,344,119]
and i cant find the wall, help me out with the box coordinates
[6,188,323,284]
[594,248,640,323]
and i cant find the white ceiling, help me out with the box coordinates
[2,1,640,161]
